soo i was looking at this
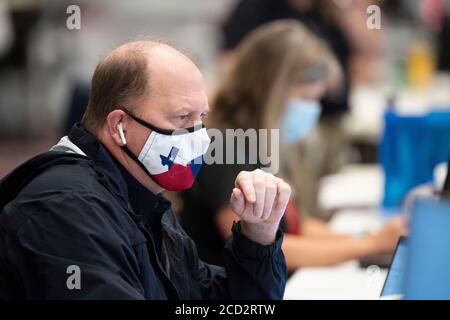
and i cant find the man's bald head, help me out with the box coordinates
[81,39,201,132]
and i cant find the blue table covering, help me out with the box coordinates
[380,109,450,208]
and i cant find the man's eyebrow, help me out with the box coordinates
[171,105,208,115]
[168,102,192,112]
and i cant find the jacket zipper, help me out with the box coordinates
[96,174,180,299]
[138,222,180,300]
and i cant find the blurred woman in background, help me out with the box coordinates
[180,20,406,271]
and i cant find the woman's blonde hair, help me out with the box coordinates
[209,19,340,130]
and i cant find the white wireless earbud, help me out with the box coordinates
[117,122,127,146]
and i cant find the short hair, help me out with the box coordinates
[81,40,166,132]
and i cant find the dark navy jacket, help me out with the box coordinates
[0,124,287,300]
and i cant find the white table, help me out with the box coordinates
[318,165,384,211]
[345,82,450,144]
[284,209,389,300]
[284,261,387,300]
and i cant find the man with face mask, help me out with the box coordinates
[0,40,291,299]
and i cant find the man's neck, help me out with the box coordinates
[97,131,164,195]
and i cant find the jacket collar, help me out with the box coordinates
[66,123,169,225]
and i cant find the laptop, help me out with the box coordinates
[380,236,408,299]
[404,197,450,299]
[380,197,450,300]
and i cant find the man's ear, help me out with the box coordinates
[106,110,127,147]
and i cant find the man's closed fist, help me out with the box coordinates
[230,169,291,245]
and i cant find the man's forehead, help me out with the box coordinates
[144,52,208,114]
[147,54,203,87]
[152,90,209,115]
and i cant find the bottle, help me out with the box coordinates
[407,40,435,89]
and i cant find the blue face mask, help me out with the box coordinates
[280,99,322,144]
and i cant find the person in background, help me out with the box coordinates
[180,20,406,271]
[219,0,384,218]
[0,1,12,58]
[421,0,450,72]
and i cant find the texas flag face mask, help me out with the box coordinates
[121,110,211,191]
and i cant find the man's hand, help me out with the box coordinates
[230,169,291,245]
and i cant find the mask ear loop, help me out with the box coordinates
[117,121,155,180]
[117,122,127,146]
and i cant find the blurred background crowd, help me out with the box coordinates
[1,0,450,292]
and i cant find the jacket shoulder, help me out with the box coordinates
[19,160,101,197]
[1,162,127,237]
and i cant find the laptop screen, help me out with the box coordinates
[405,197,450,299]
[381,237,408,297]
